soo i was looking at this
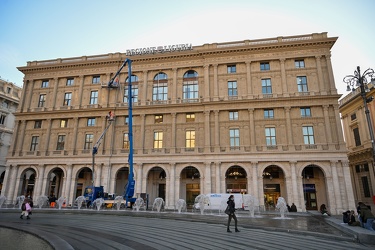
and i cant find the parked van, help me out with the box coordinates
[203,193,244,210]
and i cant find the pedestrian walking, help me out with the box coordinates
[20,201,31,219]
[226,195,240,233]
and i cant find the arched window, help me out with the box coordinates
[153,72,168,101]
[124,75,138,103]
[183,70,198,101]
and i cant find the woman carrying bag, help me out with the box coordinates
[225,195,240,233]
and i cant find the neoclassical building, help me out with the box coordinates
[339,82,375,211]
[2,32,355,214]
[0,78,21,193]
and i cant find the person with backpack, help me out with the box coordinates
[20,201,31,219]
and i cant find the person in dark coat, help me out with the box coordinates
[359,203,375,231]
[290,203,297,212]
[342,210,350,223]
[226,195,240,233]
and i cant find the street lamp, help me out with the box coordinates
[343,66,375,160]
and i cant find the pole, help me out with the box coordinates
[358,66,375,162]
[125,59,135,207]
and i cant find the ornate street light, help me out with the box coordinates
[343,66,375,160]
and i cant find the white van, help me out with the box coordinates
[204,193,244,210]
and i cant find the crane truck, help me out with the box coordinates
[84,58,136,208]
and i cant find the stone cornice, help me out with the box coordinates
[18,32,337,75]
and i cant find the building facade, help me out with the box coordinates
[0,78,21,194]
[2,32,355,214]
[339,83,375,211]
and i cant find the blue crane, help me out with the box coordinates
[90,58,135,207]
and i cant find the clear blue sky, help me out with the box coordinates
[1,0,374,98]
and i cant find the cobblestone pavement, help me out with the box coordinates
[0,209,374,250]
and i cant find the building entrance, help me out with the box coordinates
[263,184,280,209]
[303,184,317,210]
[186,183,200,207]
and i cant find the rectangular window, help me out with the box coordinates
[123,133,129,149]
[38,94,46,107]
[183,81,198,100]
[155,115,163,124]
[260,62,270,71]
[295,60,305,68]
[186,113,195,122]
[92,76,100,84]
[364,163,369,171]
[152,82,168,101]
[186,130,195,148]
[56,135,65,150]
[60,119,68,128]
[227,65,236,74]
[353,127,361,146]
[41,80,49,88]
[64,92,72,106]
[3,101,9,108]
[124,116,129,124]
[351,113,357,121]
[356,164,369,173]
[229,128,240,147]
[300,107,311,117]
[84,134,94,149]
[153,131,163,149]
[355,165,360,173]
[90,91,98,104]
[0,114,6,125]
[228,81,238,97]
[87,118,96,126]
[262,79,272,94]
[229,111,238,120]
[265,127,276,146]
[302,126,315,145]
[297,76,308,92]
[34,120,42,128]
[124,85,139,103]
[66,78,74,86]
[264,109,274,119]
[361,176,371,197]
[30,136,39,151]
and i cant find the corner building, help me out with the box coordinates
[0,79,21,193]
[3,32,355,214]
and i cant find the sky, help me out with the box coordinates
[1,0,374,99]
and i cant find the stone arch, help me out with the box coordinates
[180,165,201,207]
[146,166,168,204]
[113,166,131,196]
[225,165,248,194]
[262,164,286,209]
[300,164,327,211]
[45,165,65,198]
[74,166,92,199]
[18,166,38,198]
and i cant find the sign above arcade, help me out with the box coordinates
[126,43,192,56]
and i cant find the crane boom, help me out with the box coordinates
[90,58,135,207]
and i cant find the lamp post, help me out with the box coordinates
[343,66,375,161]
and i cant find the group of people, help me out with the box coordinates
[342,202,375,231]
[287,203,297,212]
